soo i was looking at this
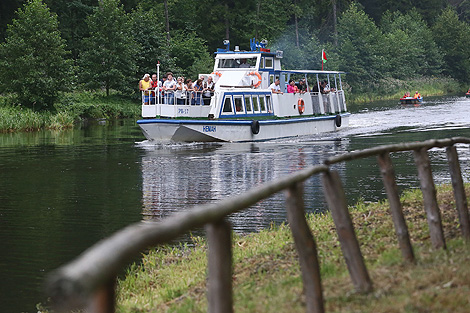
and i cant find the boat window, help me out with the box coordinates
[269,75,274,85]
[244,96,252,112]
[260,58,265,69]
[252,96,260,112]
[266,96,272,112]
[265,57,273,69]
[259,96,266,112]
[218,57,258,69]
[222,96,233,113]
[234,96,244,113]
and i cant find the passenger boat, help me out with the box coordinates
[400,96,422,105]
[137,39,350,142]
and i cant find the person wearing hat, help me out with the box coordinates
[139,74,151,105]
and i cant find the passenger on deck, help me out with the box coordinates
[203,76,214,105]
[139,73,151,105]
[175,77,186,105]
[297,79,308,93]
[185,79,195,104]
[194,79,204,105]
[287,79,296,93]
[322,80,330,94]
[163,73,176,104]
[149,74,160,105]
[269,79,283,94]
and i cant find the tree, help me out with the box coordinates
[0,0,73,109]
[380,10,442,78]
[432,7,470,82]
[336,3,387,90]
[79,0,137,96]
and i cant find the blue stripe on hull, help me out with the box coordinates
[137,113,351,126]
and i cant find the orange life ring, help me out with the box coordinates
[248,71,262,88]
[298,98,305,114]
[211,71,222,77]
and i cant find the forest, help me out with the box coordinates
[1,0,470,109]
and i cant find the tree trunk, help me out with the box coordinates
[332,0,338,46]
[164,0,170,45]
[225,3,230,40]
[294,0,299,47]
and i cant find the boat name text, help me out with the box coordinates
[203,126,216,132]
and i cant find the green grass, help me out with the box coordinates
[0,91,140,133]
[115,185,470,312]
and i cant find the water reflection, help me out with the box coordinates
[140,139,349,232]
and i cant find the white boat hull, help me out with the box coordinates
[137,113,350,142]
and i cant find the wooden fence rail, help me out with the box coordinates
[46,137,470,313]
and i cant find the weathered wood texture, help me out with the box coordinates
[206,220,233,313]
[322,170,373,293]
[286,182,324,313]
[413,148,446,250]
[325,137,470,165]
[87,278,116,313]
[377,153,415,263]
[446,145,470,240]
[46,165,329,311]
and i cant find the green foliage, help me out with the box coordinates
[0,0,73,110]
[169,31,214,79]
[79,0,137,96]
[129,5,172,76]
[337,3,387,91]
[432,7,470,83]
[380,9,443,77]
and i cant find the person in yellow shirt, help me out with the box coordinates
[139,74,151,105]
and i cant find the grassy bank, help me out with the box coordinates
[0,91,140,133]
[346,76,464,103]
[116,185,470,312]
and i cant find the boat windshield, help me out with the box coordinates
[217,57,257,69]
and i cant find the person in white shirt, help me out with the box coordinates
[175,77,186,105]
[269,79,283,94]
[203,76,214,105]
[163,73,176,104]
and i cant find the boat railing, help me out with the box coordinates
[310,91,324,114]
[142,90,212,106]
[46,137,470,313]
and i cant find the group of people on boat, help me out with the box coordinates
[139,72,214,105]
[402,91,421,99]
[269,78,335,95]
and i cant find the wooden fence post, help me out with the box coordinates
[322,170,373,293]
[206,219,233,313]
[286,182,324,313]
[446,145,470,241]
[87,277,116,313]
[377,153,415,263]
[413,148,446,250]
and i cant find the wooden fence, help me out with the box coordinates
[46,137,470,313]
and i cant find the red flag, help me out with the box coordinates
[322,50,327,63]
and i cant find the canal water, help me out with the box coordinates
[1,95,470,312]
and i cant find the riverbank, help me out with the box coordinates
[0,91,139,133]
[115,185,470,312]
[346,76,463,103]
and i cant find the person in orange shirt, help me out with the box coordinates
[413,91,421,99]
